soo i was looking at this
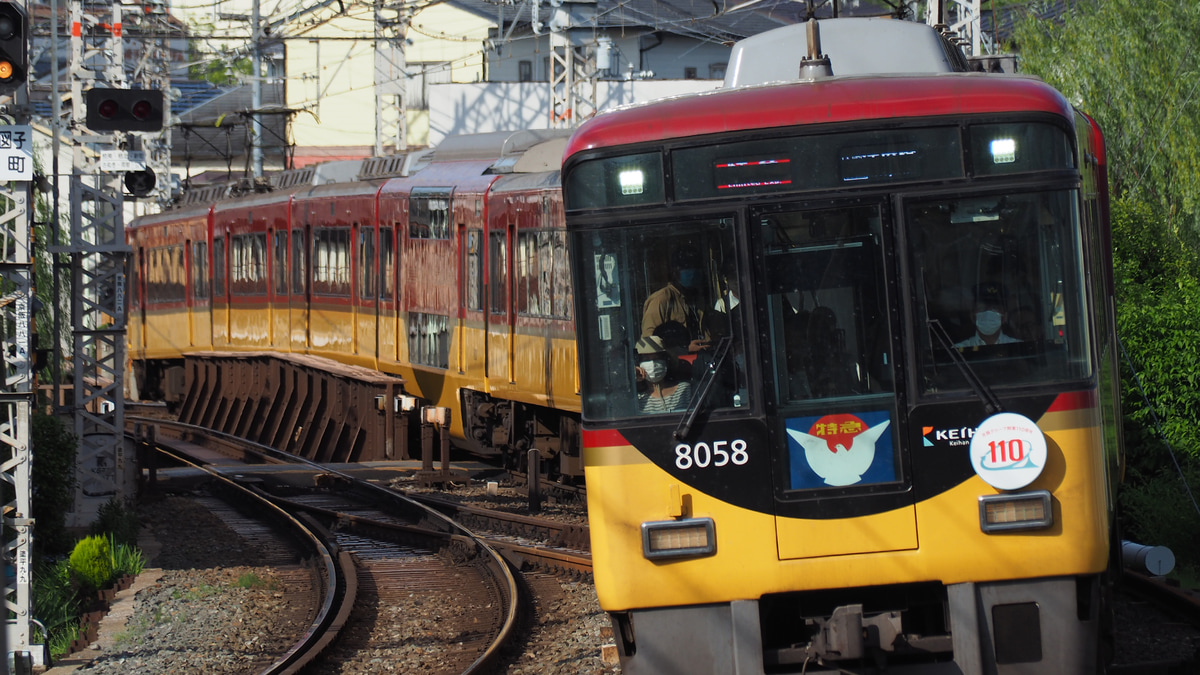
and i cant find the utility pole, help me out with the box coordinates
[926,0,985,55]
[548,0,597,129]
[251,0,264,176]
[374,0,407,155]
[0,0,42,667]
[65,0,137,533]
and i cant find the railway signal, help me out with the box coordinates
[85,87,165,132]
[0,0,28,94]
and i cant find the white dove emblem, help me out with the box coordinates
[788,419,891,486]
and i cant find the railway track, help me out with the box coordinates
[133,415,1200,673]
[133,416,588,672]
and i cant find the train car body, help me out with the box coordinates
[128,130,582,474]
[563,19,1121,675]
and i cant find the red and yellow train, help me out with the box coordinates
[128,130,583,475]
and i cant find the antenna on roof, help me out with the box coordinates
[798,19,833,80]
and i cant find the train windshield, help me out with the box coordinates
[573,217,748,420]
[905,189,1092,393]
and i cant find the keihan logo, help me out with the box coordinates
[788,413,891,487]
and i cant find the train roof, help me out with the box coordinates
[724,18,969,87]
[563,75,1074,160]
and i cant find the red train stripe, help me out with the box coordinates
[1047,390,1098,412]
[583,428,629,448]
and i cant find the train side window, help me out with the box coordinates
[357,225,376,300]
[213,237,226,297]
[191,241,209,300]
[489,230,508,315]
[408,312,449,368]
[313,227,350,296]
[516,229,572,319]
[231,233,267,295]
[291,228,306,295]
[272,232,287,296]
[410,188,452,240]
[465,229,482,311]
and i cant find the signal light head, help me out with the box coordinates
[0,2,27,95]
[85,88,165,132]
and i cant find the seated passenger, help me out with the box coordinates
[955,282,1021,347]
[635,336,694,414]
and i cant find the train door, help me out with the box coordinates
[188,236,211,348]
[269,227,286,348]
[354,221,379,363]
[459,222,486,378]
[758,201,917,560]
[212,231,230,346]
[133,244,146,358]
[290,225,310,350]
[379,221,398,365]
[486,219,513,384]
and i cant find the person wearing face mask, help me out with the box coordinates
[641,245,711,354]
[955,282,1021,348]
[635,336,693,413]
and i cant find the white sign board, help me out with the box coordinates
[100,150,147,172]
[0,126,34,182]
[969,412,1048,491]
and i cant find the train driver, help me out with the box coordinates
[641,244,712,355]
[955,282,1021,348]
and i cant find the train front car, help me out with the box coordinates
[563,19,1121,675]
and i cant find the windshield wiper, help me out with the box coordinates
[927,319,1003,415]
[674,335,733,440]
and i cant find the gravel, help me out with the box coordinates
[62,491,619,674]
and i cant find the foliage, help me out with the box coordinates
[1012,0,1200,233]
[186,25,253,87]
[236,572,277,590]
[31,412,78,557]
[1014,3,1200,564]
[32,559,81,659]
[68,535,113,593]
[92,497,140,548]
[110,536,146,578]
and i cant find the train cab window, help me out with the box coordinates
[191,242,209,300]
[906,189,1092,395]
[761,204,894,403]
[573,217,747,420]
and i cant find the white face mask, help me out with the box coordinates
[975,310,1002,336]
[641,359,668,383]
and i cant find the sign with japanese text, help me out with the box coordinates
[0,125,33,181]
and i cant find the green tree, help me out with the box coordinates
[31,412,77,557]
[1013,0,1200,237]
[1015,1,1200,560]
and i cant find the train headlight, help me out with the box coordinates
[619,169,645,196]
[642,518,715,560]
[990,138,1017,164]
[978,491,1053,533]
